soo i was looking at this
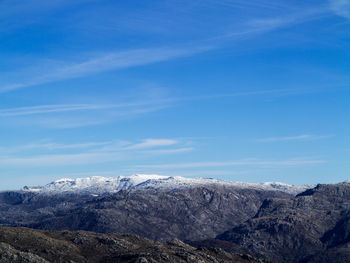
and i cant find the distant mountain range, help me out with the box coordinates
[1,175,349,262]
[22,174,311,195]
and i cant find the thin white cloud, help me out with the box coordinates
[0,101,171,129]
[1,138,186,153]
[0,101,171,117]
[150,169,256,178]
[210,6,330,42]
[0,152,122,167]
[6,141,111,152]
[144,147,194,154]
[0,104,121,117]
[330,0,350,19]
[52,105,167,129]
[0,2,334,94]
[0,87,333,131]
[248,8,328,30]
[25,171,122,180]
[0,87,326,119]
[0,137,192,167]
[136,158,326,169]
[0,148,192,167]
[45,141,110,150]
[29,117,110,129]
[0,0,90,18]
[256,134,334,143]
[0,0,102,34]
[212,0,293,10]
[0,46,210,93]
[124,139,179,150]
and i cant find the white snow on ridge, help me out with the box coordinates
[23,174,168,194]
[135,176,311,195]
[22,174,312,195]
[260,182,313,195]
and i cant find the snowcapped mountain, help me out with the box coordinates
[23,174,167,194]
[23,174,311,195]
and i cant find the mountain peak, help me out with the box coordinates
[53,178,75,183]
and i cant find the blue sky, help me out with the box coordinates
[0,0,349,189]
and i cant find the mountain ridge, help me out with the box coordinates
[0,177,349,262]
[1,175,297,242]
[212,182,350,262]
[22,174,312,196]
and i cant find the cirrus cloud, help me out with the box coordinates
[330,0,350,19]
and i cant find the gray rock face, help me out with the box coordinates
[216,183,350,263]
[0,242,49,263]
[0,184,291,242]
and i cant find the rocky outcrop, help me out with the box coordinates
[0,226,263,263]
[214,183,350,263]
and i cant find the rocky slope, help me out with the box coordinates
[0,175,303,242]
[1,176,349,262]
[0,226,264,263]
[213,182,350,263]
[0,184,291,242]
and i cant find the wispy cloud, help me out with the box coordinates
[0,152,122,167]
[161,169,256,178]
[0,87,327,118]
[28,104,168,129]
[136,158,326,169]
[0,46,210,93]
[255,134,334,143]
[0,94,172,128]
[0,138,192,167]
[0,87,329,130]
[1,138,186,153]
[209,6,330,41]
[0,102,168,117]
[0,141,111,154]
[329,0,350,19]
[0,1,334,94]
[25,170,123,180]
[0,0,88,18]
[0,0,98,33]
[124,139,179,150]
[247,8,328,31]
[0,104,121,117]
[212,0,293,10]
[144,147,194,154]
[181,87,328,101]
